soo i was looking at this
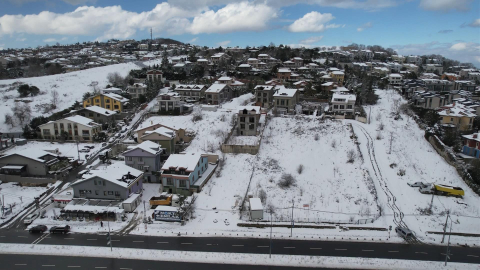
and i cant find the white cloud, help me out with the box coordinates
[0,4,197,40]
[288,12,335,32]
[419,0,472,12]
[0,44,5,50]
[450,42,468,50]
[188,2,277,34]
[188,37,198,43]
[357,22,372,32]
[469,18,480,27]
[217,40,231,47]
[299,36,324,44]
[8,0,96,5]
[392,41,480,67]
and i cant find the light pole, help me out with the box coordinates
[290,199,294,237]
[269,209,273,258]
[445,218,453,266]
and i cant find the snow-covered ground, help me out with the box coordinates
[0,62,139,132]
[0,182,56,219]
[349,89,480,244]
[1,244,477,270]
[250,117,378,224]
[3,141,103,162]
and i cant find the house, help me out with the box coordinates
[411,91,448,109]
[437,102,476,131]
[155,92,188,114]
[423,64,443,74]
[273,87,299,114]
[462,132,480,158]
[388,74,403,85]
[174,84,206,101]
[247,58,259,68]
[205,84,232,105]
[0,149,62,178]
[83,93,129,112]
[139,127,176,155]
[331,93,356,115]
[38,115,102,142]
[238,64,252,72]
[161,152,215,195]
[277,68,291,82]
[73,106,117,125]
[454,80,476,92]
[146,70,165,83]
[127,83,148,100]
[441,73,459,81]
[254,85,276,107]
[102,87,123,95]
[123,141,163,183]
[292,57,303,68]
[249,198,263,220]
[71,163,143,200]
[423,79,454,92]
[329,71,345,85]
[135,123,191,144]
[237,106,261,136]
[173,62,192,75]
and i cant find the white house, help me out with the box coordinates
[388,74,403,85]
[331,93,356,115]
[39,115,102,142]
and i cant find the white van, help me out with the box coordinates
[395,226,413,239]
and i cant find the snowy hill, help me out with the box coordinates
[0,62,140,132]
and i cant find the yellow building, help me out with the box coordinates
[330,71,345,85]
[83,93,129,112]
[438,103,476,131]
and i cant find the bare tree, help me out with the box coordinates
[258,189,267,204]
[347,149,357,163]
[297,164,304,174]
[179,195,197,221]
[12,103,32,125]
[4,113,14,128]
[278,173,296,189]
[51,90,59,109]
[107,72,125,87]
[331,139,337,148]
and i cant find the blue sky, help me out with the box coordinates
[0,0,479,65]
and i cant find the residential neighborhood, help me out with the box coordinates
[0,2,479,268]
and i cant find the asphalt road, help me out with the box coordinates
[0,230,479,264]
[0,254,328,270]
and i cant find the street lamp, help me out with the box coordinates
[445,217,453,266]
[269,208,274,258]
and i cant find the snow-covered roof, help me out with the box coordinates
[254,85,275,91]
[389,74,402,78]
[249,198,263,211]
[104,93,129,102]
[176,84,205,91]
[332,93,356,103]
[463,133,480,142]
[217,76,232,81]
[274,88,297,98]
[161,153,202,172]
[331,71,344,75]
[124,140,162,155]
[206,84,227,93]
[238,64,251,68]
[278,68,291,73]
[143,127,176,139]
[0,148,58,163]
[65,115,100,127]
[438,103,476,118]
[75,163,143,188]
[83,106,117,116]
[239,106,261,114]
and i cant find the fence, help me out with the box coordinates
[221,144,260,155]
[0,174,57,185]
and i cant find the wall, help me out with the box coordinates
[0,174,56,184]
[221,144,260,155]
[72,176,128,200]
[356,116,367,123]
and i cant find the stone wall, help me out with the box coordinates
[221,144,260,155]
[0,174,57,185]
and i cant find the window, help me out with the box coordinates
[347,105,353,109]
[240,124,245,129]
[60,123,64,129]
[108,191,113,195]
[43,129,50,135]
[333,105,338,109]
[138,165,144,170]
[450,118,454,122]
[249,124,255,130]
[115,191,120,197]
[68,123,72,129]
[167,178,173,185]
[179,180,187,187]
[139,157,143,162]
[74,130,78,136]
[249,117,255,123]
[127,157,132,161]
[136,181,139,186]
[339,105,345,109]
[106,99,110,103]
[89,113,93,117]
[95,190,99,195]
[104,191,107,196]
[95,99,100,103]
[240,117,245,122]
[106,105,110,109]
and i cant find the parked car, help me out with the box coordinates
[115,133,121,138]
[29,225,47,233]
[121,127,128,133]
[420,184,435,194]
[24,213,38,225]
[395,226,413,239]
[79,149,90,153]
[85,146,95,149]
[108,137,116,143]
[102,142,107,147]
[49,225,71,234]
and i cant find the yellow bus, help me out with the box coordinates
[434,184,465,197]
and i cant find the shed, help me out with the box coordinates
[249,198,263,220]
[122,193,141,212]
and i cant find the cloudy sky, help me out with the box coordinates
[0,0,479,65]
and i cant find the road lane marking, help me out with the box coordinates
[415,252,428,254]
[284,247,296,249]
[67,266,80,268]
[257,246,269,248]
[335,249,347,251]
[389,251,399,253]
[120,268,132,270]
[87,239,97,241]
[111,240,120,242]
[157,242,169,244]
[467,255,479,258]
[0,236,5,237]
[17,236,27,238]
[64,238,74,240]
[14,264,27,266]
[42,265,55,267]
[232,245,244,247]
[95,267,107,269]
[441,253,453,256]
[181,243,193,245]
[206,244,212,246]
[362,250,374,252]
[132,240,144,243]
[310,248,322,250]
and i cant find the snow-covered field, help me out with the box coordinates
[0,182,54,219]
[250,117,378,224]
[350,89,480,244]
[3,141,103,162]
[0,62,139,132]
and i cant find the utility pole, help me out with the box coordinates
[290,199,294,237]
[441,211,449,244]
[429,192,435,213]
[368,107,371,124]
[269,210,273,258]
[388,132,393,154]
[445,218,452,266]
[107,208,113,251]
[75,139,80,162]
